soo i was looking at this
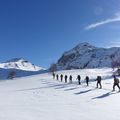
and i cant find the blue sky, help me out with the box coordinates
[0,0,120,68]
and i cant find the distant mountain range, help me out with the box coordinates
[0,58,45,79]
[56,42,120,70]
[1,42,120,79]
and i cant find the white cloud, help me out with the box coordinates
[106,41,120,48]
[85,13,120,30]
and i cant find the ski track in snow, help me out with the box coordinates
[0,68,120,120]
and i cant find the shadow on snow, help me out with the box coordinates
[74,89,95,95]
[92,91,119,99]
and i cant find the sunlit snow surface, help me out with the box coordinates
[0,68,119,120]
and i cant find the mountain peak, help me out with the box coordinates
[77,42,91,46]
[5,58,25,63]
[0,58,44,71]
[74,42,96,50]
[56,42,120,70]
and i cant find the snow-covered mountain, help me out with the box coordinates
[0,58,44,71]
[56,42,120,70]
[0,58,46,79]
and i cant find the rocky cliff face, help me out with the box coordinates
[56,43,120,70]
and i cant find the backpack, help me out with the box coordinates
[115,78,119,84]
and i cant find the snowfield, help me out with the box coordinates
[0,68,120,120]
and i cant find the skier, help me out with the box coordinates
[60,74,63,82]
[76,75,81,85]
[56,74,59,80]
[69,75,72,83]
[52,73,55,79]
[96,76,102,89]
[85,76,89,86]
[113,75,120,92]
[65,75,68,83]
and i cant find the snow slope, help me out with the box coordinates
[0,58,46,79]
[56,42,120,70]
[0,68,120,120]
[0,58,44,71]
